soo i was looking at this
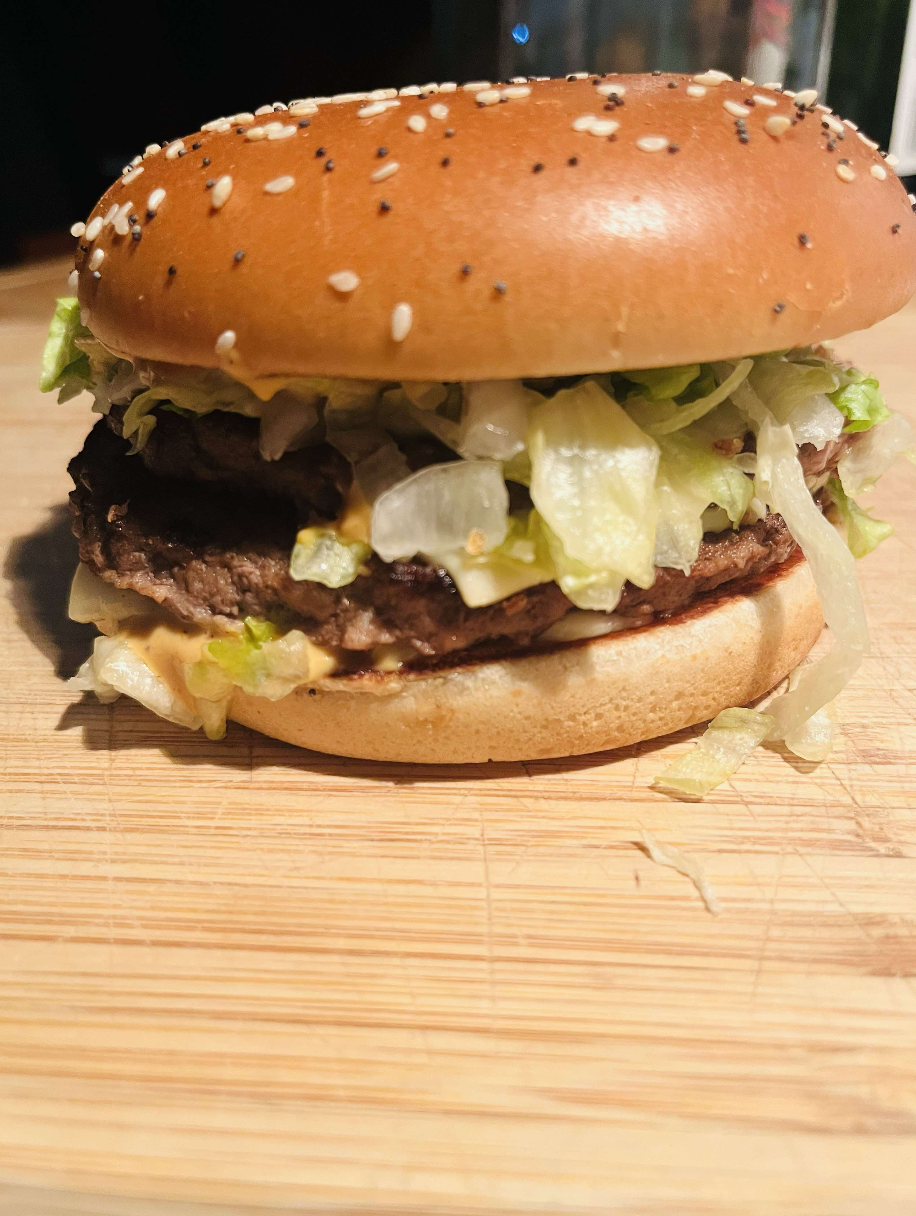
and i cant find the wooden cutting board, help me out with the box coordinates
[1,259,915,1216]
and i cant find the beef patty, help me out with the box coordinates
[71,416,807,659]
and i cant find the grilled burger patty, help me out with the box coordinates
[69,412,842,658]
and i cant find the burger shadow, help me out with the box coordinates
[4,504,96,679]
[54,694,680,784]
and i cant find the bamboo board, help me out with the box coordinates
[1,259,915,1215]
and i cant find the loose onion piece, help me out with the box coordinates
[459,379,531,460]
[637,830,722,916]
[838,410,915,495]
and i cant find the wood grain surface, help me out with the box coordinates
[1,259,915,1215]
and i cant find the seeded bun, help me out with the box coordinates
[221,553,822,763]
[75,74,916,383]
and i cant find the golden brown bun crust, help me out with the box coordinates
[76,76,916,381]
[227,553,823,763]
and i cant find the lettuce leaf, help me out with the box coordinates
[529,379,659,589]
[538,516,625,611]
[654,708,775,798]
[39,297,91,399]
[69,634,203,729]
[838,410,915,494]
[289,527,370,588]
[622,364,700,401]
[201,617,335,700]
[632,360,754,437]
[827,477,894,558]
[829,377,890,433]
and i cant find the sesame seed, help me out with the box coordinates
[264,175,295,193]
[358,102,388,118]
[532,162,545,173]
[298,119,310,129]
[892,223,901,233]
[164,139,185,159]
[324,159,334,171]
[67,269,79,291]
[839,157,850,164]
[463,81,491,92]
[92,271,101,281]
[858,131,880,149]
[378,199,391,212]
[88,248,104,271]
[493,280,507,293]
[827,140,836,151]
[147,187,166,212]
[886,153,899,167]
[70,221,86,238]
[205,178,215,189]
[476,89,501,106]
[668,143,680,153]
[130,226,142,241]
[635,135,668,152]
[407,114,427,133]
[398,86,420,97]
[130,155,142,167]
[871,164,887,180]
[202,156,211,167]
[572,114,597,131]
[589,118,619,137]
[461,263,472,275]
[371,160,399,182]
[753,94,777,106]
[692,70,730,86]
[377,146,389,157]
[232,112,255,124]
[113,215,130,237]
[798,232,811,246]
[145,210,156,221]
[254,105,273,116]
[843,118,859,130]
[567,156,579,166]
[391,302,413,341]
[822,114,844,134]
[773,302,785,313]
[794,87,818,108]
[738,132,750,144]
[263,125,294,140]
[836,163,856,182]
[121,167,144,185]
[596,82,626,97]
[215,330,236,356]
[441,156,451,166]
[315,147,326,157]
[85,216,103,241]
[328,270,360,292]
[145,143,161,156]
[740,76,755,85]
[764,115,792,137]
[763,82,783,90]
[429,102,450,119]
[444,128,455,137]
[167,264,177,276]
[210,175,233,208]
[650,70,661,77]
[723,99,750,117]
[289,101,319,117]
[570,71,589,79]
[501,86,530,99]
[685,84,706,98]
[439,82,457,93]
[667,80,678,88]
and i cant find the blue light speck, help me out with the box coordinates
[511,23,530,45]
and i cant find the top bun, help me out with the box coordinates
[75,73,916,382]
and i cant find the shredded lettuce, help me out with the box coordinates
[632,359,754,436]
[829,376,890,433]
[459,380,533,460]
[289,527,370,587]
[653,433,753,572]
[70,634,203,729]
[200,617,335,700]
[827,478,894,558]
[654,708,775,799]
[40,297,91,400]
[529,379,660,589]
[622,364,701,401]
[538,516,625,611]
[838,410,915,495]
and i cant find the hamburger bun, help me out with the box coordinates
[221,552,821,763]
[76,75,916,383]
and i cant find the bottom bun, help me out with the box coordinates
[228,552,823,763]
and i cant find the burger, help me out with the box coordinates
[44,72,916,792]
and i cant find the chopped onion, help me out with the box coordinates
[838,410,915,495]
[68,563,154,629]
[539,610,633,642]
[371,460,509,563]
[459,379,531,460]
[654,707,775,799]
[786,393,845,448]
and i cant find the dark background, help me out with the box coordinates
[1,0,910,266]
